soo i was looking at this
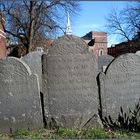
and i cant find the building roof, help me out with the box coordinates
[82,31,93,40]
[82,31,107,43]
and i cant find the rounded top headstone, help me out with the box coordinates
[136,50,140,56]
[22,51,46,59]
[0,56,43,132]
[99,53,140,121]
[0,57,32,76]
[47,35,89,55]
[105,53,140,74]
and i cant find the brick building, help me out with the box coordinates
[108,34,140,57]
[108,42,130,58]
[0,11,6,59]
[82,31,107,56]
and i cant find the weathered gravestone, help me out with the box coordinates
[98,55,114,72]
[22,51,46,92]
[136,50,140,56]
[42,35,102,129]
[99,53,140,121]
[0,57,43,132]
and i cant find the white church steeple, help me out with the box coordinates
[65,12,72,35]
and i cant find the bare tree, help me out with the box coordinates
[1,0,79,54]
[106,2,140,44]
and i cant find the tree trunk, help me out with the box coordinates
[28,0,35,52]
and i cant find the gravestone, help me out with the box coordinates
[0,57,43,132]
[22,51,45,92]
[98,55,114,72]
[99,53,140,121]
[136,50,140,56]
[42,35,102,129]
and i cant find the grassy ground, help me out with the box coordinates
[1,128,140,139]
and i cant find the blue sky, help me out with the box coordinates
[69,1,131,47]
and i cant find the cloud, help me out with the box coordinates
[107,34,121,47]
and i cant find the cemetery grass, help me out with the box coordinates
[1,128,140,139]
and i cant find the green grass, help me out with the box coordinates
[1,128,140,139]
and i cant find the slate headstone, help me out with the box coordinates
[136,50,140,56]
[98,55,114,72]
[42,35,102,129]
[22,51,45,92]
[99,53,140,121]
[0,57,43,132]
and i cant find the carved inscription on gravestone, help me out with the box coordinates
[42,35,101,129]
[99,53,140,120]
[0,57,43,132]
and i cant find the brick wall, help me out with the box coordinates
[82,31,107,56]
[108,39,140,58]
[89,32,107,56]
[0,11,6,59]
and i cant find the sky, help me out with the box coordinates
[69,1,131,47]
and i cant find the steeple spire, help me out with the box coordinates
[65,12,72,35]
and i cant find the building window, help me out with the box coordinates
[99,49,104,56]
[36,47,44,52]
[98,43,104,47]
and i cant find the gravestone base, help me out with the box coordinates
[46,114,103,129]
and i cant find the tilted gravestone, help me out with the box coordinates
[98,55,114,72]
[22,51,46,92]
[99,53,140,121]
[42,35,102,129]
[0,57,43,132]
